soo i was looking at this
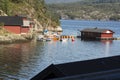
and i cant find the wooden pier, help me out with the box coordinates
[60,35,75,39]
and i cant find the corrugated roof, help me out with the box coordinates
[0,16,23,26]
[81,28,114,33]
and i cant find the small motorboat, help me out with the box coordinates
[62,39,67,42]
[60,39,67,42]
[46,38,51,41]
[37,38,51,42]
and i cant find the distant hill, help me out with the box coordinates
[85,0,120,3]
[47,0,120,21]
[45,0,120,4]
[45,0,82,4]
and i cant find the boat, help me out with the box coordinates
[37,38,51,42]
[71,38,75,42]
[46,38,51,41]
[60,38,67,42]
[62,39,67,42]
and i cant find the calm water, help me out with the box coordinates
[1,20,120,80]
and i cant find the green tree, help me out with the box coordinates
[0,0,10,15]
[0,22,4,29]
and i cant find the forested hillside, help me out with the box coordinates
[47,0,120,21]
[0,0,60,28]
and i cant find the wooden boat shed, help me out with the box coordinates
[80,28,114,40]
[0,16,33,34]
[31,55,120,80]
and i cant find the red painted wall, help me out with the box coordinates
[4,26,21,34]
[101,33,113,38]
[21,27,29,33]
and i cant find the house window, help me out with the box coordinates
[23,20,30,26]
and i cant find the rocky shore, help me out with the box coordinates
[0,26,62,44]
[0,34,33,44]
[47,26,63,32]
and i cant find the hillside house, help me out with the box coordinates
[80,28,114,40]
[0,16,34,34]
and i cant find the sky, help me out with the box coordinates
[45,0,82,4]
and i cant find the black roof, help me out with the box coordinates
[31,55,120,80]
[81,28,114,33]
[0,16,23,26]
[51,69,120,80]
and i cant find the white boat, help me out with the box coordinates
[37,38,51,42]
[46,38,52,41]
[60,39,67,42]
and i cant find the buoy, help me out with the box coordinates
[71,38,75,42]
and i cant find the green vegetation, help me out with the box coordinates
[47,0,120,21]
[0,23,11,36]
[0,0,60,28]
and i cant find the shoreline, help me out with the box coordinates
[0,34,33,44]
[0,31,63,44]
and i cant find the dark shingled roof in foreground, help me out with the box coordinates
[0,16,23,26]
[31,55,120,80]
[81,28,114,33]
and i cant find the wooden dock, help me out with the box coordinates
[60,35,75,39]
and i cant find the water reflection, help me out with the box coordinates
[101,40,112,57]
[0,44,23,79]
[0,41,44,80]
[0,38,119,80]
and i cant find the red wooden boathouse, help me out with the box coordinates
[80,28,114,40]
[0,16,32,34]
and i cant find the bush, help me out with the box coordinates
[0,22,4,29]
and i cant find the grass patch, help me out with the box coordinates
[0,26,12,36]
